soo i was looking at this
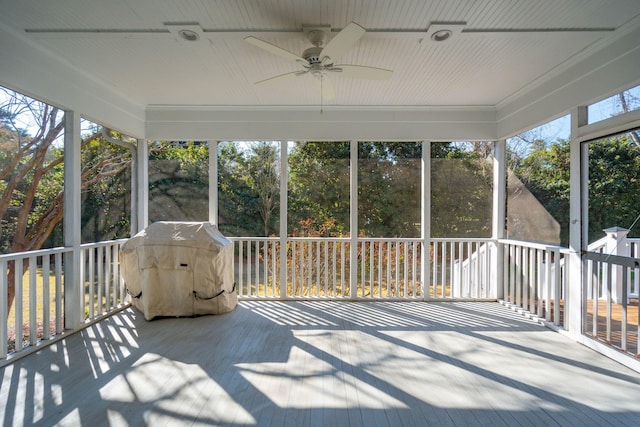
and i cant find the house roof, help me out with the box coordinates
[1,0,640,140]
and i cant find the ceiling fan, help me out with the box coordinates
[244,22,393,100]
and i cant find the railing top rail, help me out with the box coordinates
[0,246,70,262]
[228,237,280,241]
[498,239,567,252]
[80,238,129,249]
[357,237,422,242]
[585,251,640,268]
[228,237,425,242]
[587,235,609,252]
[431,237,494,243]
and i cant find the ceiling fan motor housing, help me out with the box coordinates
[302,46,324,64]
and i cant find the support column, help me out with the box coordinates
[63,111,82,330]
[280,140,288,300]
[350,140,358,300]
[567,106,589,336]
[136,139,149,231]
[492,140,507,300]
[421,141,431,300]
[209,141,218,225]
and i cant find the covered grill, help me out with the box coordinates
[120,221,237,320]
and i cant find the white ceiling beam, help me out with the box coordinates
[145,106,497,141]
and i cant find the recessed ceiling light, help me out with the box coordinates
[431,29,452,42]
[178,29,199,41]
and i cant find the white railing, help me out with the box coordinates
[290,238,352,298]
[1,239,130,361]
[357,238,423,298]
[431,238,495,299]
[80,239,129,322]
[232,237,492,300]
[1,247,68,359]
[584,251,639,355]
[587,231,640,300]
[499,239,567,327]
[233,237,281,298]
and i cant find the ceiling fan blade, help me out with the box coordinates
[313,76,336,101]
[337,65,393,80]
[320,22,366,62]
[244,36,308,64]
[255,71,299,86]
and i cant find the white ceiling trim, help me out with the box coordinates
[145,105,497,141]
[496,25,640,138]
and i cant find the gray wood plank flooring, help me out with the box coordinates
[2,301,640,426]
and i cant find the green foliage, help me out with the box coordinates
[80,132,132,243]
[358,142,422,237]
[288,141,350,237]
[587,135,640,241]
[217,142,280,237]
[148,141,209,223]
[431,142,493,238]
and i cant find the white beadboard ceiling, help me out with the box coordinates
[1,0,640,110]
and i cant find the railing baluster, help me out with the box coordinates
[591,259,598,337]
[97,246,104,315]
[622,266,628,352]
[394,241,400,297]
[403,241,408,297]
[235,241,241,297]
[263,240,269,297]
[111,245,118,308]
[291,240,296,296]
[431,242,437,298]
[29,256,38,346]
[253,240,258,296]
[412,242,417,297]
[307,240,312,297]
[15,259,23,352]
[88,248,94,318]
[105,245,111,312]
[272,240,277,297]
[441,241,446,298]
[324,241,329,297]
[544,250,551,321]
[387,242,392,296]
[316,240,321,297]
[332,241,337,296]
[55,253,62,333]
[1,260,7,358]
[42,255,50,340]
[341,241,346,297]
[606,262,612,343]
[378,242,383,297]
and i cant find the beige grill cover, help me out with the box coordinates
[120,221,237,320]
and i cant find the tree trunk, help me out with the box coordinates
[6,265,15,314]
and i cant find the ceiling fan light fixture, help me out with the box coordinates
[178,29,199,41]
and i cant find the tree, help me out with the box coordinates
[148,140,209,222]
[217,142,280,237]
[288,141,350,237]
[1,88,131,312]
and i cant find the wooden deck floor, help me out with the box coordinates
[2,301,640,426]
